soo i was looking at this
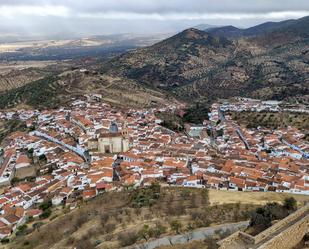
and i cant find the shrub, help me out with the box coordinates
[149,223,167,238]
[1,238,9,244]
[249,202,289,230]
[131,182,161,207]
[40,209,52,219]
[103,222,116,234]
[32,222,44,230]
[169,220,182,234]
[39,200,52,211]
[138,224,150,241]
[118,231,139,247]
[18,224,27,232]
[283,197,297,211]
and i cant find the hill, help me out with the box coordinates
[0,16,308,110]
[4,186,307,249]
[0,69,171,110]
[102,16,309,103]
[208,16,309,39]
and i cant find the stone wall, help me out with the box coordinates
[218,204,309,249]
[257,215,309,249]
[254,204,309,244]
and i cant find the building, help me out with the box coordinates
[88,122,130,154]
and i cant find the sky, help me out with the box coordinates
[0,0,309,39]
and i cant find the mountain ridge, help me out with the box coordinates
[101,16,309,103]
[0,16,308,109]
[208,16,309,39]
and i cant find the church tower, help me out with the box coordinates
[122,121,129,138]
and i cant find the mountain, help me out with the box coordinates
[103,28,233,89]
[102,16,309,102]
[207,25,243,38]
[208,16,309,39]
[193,24,219,31]
[0,16,308,110]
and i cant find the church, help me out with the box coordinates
[87,121,130,154]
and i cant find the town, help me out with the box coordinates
[0,95,308,239]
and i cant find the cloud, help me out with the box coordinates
[0,5,70,18]
[1,0,309,14]
[76,11,309,21]
[0,0,308,37]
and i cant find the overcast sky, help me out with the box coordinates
[0,0,309,39]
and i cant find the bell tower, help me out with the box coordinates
[122,121,129,138]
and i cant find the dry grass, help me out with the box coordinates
[6,187,255,249]
[209,189,309,206]
[4,187,308,249]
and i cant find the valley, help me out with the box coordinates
[0,10,308,249]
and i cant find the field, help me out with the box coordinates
[0,39,111,53]
[0,61,56,75]
[208,189,309,206]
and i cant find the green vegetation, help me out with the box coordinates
[39,200,52,211]
[249,197,297,235]
[230,111,309,130]
[182,102,210,124]
[169,220,183,234]
[0,119,27,143]
[155,102,210,133]
[155,111,184,132]
[131,182,161,207]
[283,197,297,211]
[0,76,61,109]
[39,200,52,219]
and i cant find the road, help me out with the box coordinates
[124,221,249,249]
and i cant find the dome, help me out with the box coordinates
[109,121,119,133]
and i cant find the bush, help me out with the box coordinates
[1,238,9,244]
[138,224,151,241]
[283,197,297,211]
[249,202,289,230]
[131,182,161,207]
[40,209,52,219]
[39,200,52,211]
[32,222,44,230]
[103,222,116,234]
[18,224,27,232]
[149,223,167,238]
[16,224,30,236]
[118,231,139,247]
[170,220,182,234]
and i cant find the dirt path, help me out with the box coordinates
[124,221,249,249]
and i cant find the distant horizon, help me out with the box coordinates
[0,0,308,41]
[0,14,307,43]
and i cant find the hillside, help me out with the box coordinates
[4,186,307,249]
[101,16,309,103]
[208,16,309,39]
[0,69,171,110]
[0,16,308,110]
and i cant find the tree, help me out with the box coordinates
[249,202,289,230]
[170,220,182,234]
[249,207,272,229]
[283,197,297,211]
[39,209,52,219]
[39,200,52,211]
